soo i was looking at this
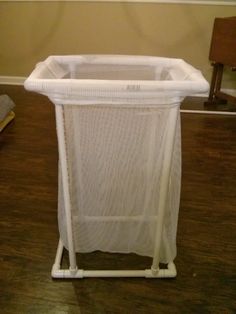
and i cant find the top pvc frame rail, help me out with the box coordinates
[0,0,235,5]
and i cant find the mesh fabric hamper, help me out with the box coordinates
[24,55,209,278]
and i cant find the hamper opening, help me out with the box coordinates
[72,64,165,81]
[42,60,172,81]
[41,58,193,82]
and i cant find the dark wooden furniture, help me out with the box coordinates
[205,16,236,106]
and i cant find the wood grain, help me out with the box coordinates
[0,86,235,313]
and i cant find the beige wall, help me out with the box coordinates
[0,2,236,87]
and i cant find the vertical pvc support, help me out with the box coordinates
[55,105,77,272]
[151,106,179,274]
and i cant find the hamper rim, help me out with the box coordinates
[24,54,209,97]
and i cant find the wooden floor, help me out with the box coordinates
[0,85,236,314]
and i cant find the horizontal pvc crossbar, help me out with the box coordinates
[51,267,177,279]
[51,239,177,279]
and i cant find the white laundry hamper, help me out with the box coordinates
[24,55,209,279]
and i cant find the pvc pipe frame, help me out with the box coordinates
[53,104,178,279]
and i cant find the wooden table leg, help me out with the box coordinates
[205,63,227,106]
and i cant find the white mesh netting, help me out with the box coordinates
[58,104,181,263]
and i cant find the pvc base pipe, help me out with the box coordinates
[51,239,177,279]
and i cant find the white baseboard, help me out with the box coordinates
[0,76,26,86]
[221,88,236,97]
[181,109,236,116]
[191,89,236,98]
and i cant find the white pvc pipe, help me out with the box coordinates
[151,107,179,274]
[54,238,64,267]
[55,105,77,272]
[51,238,64,277]
[52,268,176,279]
